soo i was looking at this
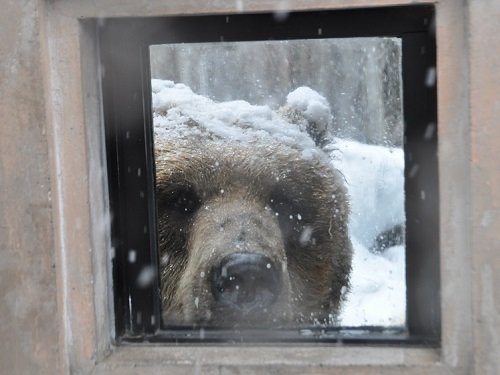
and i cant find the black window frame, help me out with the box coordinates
[98,5,439,345]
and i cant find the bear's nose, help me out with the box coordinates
[212,252,281,314]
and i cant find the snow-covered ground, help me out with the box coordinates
[333,140,405,327]
[152,79,406,327]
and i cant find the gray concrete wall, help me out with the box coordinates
[0,1,498,374]
[0,1,60,374]
[469,1,500,374]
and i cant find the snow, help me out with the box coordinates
[299,226,314,246]
[286,86,333,133]
[331,139,405,249]
[273,1,290,22]
[152,79,405,327]
[152,79,319,159]
[136,266,156,288]
[332,142,405,327]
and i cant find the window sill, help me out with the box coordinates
[94,345,441,373]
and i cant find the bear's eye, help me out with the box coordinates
[270,189,302,222]
[165,187,201,214]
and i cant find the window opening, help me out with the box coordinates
[99,5,439,344]
[150,37,405,329]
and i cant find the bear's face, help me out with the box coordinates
[155,137,352,327]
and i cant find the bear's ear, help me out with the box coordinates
[279,87,333,148]
[279,106,331,148]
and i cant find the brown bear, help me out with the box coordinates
[152,80,352,327]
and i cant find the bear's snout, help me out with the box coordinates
[211,252,281,316]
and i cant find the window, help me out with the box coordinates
[150,36,406,330]
[100,5,438,344]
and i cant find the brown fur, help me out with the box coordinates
[155,136,352,327]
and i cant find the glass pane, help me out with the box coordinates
[150,38,405,329]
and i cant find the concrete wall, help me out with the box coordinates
[0,1,60,373]
[0,1,498,374]
[469,2,500,374]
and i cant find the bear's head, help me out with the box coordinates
[153,81,352,327]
